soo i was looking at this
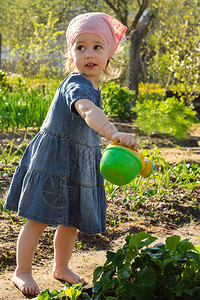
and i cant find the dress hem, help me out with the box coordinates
[4,204,106,235]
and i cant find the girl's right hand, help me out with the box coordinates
[111,132,138,150]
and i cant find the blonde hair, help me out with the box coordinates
[63,50,122,81]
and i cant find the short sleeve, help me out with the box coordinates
[63,73,97,114]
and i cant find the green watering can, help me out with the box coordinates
[100,141,154,186]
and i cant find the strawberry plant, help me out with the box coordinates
[93,232,200,300]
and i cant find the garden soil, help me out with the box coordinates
[0,121,200,300]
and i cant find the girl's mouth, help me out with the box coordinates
[85,63,97,68]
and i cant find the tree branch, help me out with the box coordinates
[135,10,156,39]
[104,0,128,26]
[126,0,148,36]
[104,0,119,16]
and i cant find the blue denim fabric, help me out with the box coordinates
[4,73,106,234]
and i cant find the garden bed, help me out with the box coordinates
[0,121,200,299]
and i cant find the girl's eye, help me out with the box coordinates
[94,45,101,50]
[77,45,84,50]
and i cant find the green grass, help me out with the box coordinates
[0,76,60,131]
[0,86,54,130]
[0,139,26,176]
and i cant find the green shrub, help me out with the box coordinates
[101,82,135,121]
[133,97,198,139]
[93,232,200,300]
[0,70,12,92]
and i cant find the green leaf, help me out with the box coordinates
[165,235,181,251]
[195,245,200,253]
[176,240,194,255]
[64,285,82,300]
[186,251,200,265]
[117,268,131,278]
[147,252,163,259]
[151,257,173,270]
[162,258,173,268]
[115,284,126,296]
[38,289,50,300]
[106,251,116,262]
[139,236,157,249]
[50,289,60,297]
[37,288,61,299]
[101,277,112,293]
[110,277,118,286]
[106,249,124,267]
[125,247,138,263]
[137,267,157,287]
[119,281,138,299]
[93,266,104,283]
[129,232,152,249]
[92,281,101,293]
[125,233,156,263]
[93,290,102,300]
[182,266,195,280]
[131,285,153,300]
[82,293,93,300]
[152,243,165,250]
[149,258,163,268]
[175,282,194,297]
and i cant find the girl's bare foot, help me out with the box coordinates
[12,272,40,295]
[53,266,84,285]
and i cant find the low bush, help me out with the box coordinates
[101,82,135,121]
[133,97,198,140]
[93,232,200,300]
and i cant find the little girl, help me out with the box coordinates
[4,12,137,296]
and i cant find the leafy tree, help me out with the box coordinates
[0,0,78,74]
[101,0,158,95]
[0,0,159,84]
[27,12,65,77]
[1,0,199,98]
[144,0,200,100]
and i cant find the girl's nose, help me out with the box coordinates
[85,50,94,58]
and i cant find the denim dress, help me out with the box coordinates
[4,72,106,235]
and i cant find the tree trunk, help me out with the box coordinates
[129,29,141,95]
[128,12,156,96]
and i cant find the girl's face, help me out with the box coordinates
[70,33,109,89]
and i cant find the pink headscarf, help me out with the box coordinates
[66,12,127,59]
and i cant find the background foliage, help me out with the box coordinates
[1,0,199,95]
[0,0,199,138]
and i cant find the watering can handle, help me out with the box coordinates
[111,140,139,152]
[111,140,120,146]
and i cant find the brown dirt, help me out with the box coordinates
[0,122,200,300]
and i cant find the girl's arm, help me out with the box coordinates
[74,99,137,150]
